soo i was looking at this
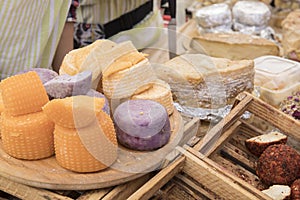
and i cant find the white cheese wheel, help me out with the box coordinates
[195,3,232,32]
[232,1,271,33]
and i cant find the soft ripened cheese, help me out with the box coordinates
[190,32,280,60]
[1,111,54,160]
[155,54,254,108]
[195,3,232,32]
[0,71,49,116]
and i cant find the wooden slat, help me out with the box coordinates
[77,188,112,200]
[127,156,185,200]
[240,92,300,140]
[194,93,253,154]
[182,146,272,200]
[101,174,153,200]
[0,176,72,200]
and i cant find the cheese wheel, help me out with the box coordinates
[16,68,58,84]
[131,79,174,115]
[113,99,171,151]
[1,111,54,160]
[42,95,105,129]
[54,111,118,172]
[0,71,49,116]
[86,89,110,115]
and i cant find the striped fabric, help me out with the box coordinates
[0,0,71,80]
[76,0,151,24]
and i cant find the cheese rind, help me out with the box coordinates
[0,71,49,116]
[191,32,280,60]
[1,111,54,160]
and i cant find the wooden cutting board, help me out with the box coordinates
[0,109,184,190]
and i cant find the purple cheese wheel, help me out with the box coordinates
[113,99,171,151]
[86,89,110,115]
[16,68,58,84]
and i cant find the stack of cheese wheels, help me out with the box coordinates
[59,39,117,89]
[0,72,54,160]
[131,79,174,115]
[101,41,157,100]
[43,95,118,172]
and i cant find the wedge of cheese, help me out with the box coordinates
[59,39,116,88]
[190,32,280,60]
[154,54,254,108]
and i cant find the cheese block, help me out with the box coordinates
[195,3,232,33]
[131,79,174,115]
[1,111,54,160]
[190,32,280,60]
[54,111,118,172]
[0,71,49,116]
[101,42,157,99]
[42,95,105,129]
[59,39,116,88]
[262,185,291,200]
[154,54,254,109]
[113,99,171,151]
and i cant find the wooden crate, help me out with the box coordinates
[126,91,300,200]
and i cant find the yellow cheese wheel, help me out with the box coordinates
[1,111,54,160]
[0,71,49,116]
[42,95,105,129]
[54,111,118,172]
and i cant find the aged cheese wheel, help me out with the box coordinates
[113,99,171,151]
[131,79,174,115]
[54,111,118,173]
[154,54,254,108]
[1,111,54,160]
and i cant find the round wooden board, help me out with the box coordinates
[0,109,184,190]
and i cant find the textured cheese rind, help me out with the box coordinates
[191,32,280,60]
[42,96,105,129]
[0,71,49,116]
[155,54,254,108]
[54,111,118,173]
[1,111,54,160]
[102,58,157,99]
[131,79,174,115]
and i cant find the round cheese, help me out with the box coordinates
[113,99,171,151]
